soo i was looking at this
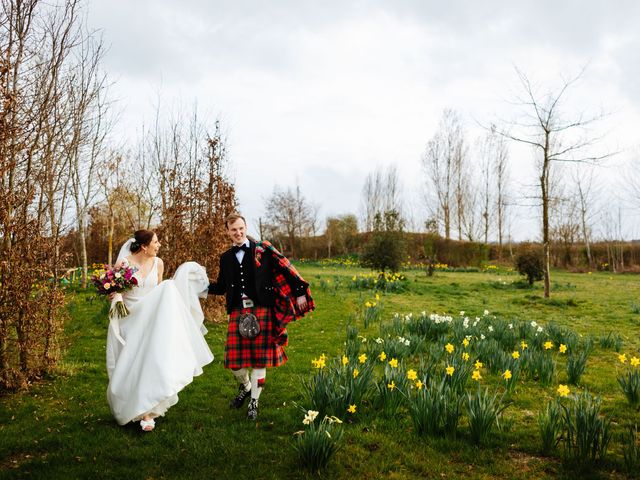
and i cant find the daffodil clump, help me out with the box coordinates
[617,351,640,407]
[362,295,383,328]
[293,409,344,473]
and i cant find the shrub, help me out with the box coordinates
[360,210,406,272]
[515,250,544,285]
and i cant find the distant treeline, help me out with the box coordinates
[263,232,640,272]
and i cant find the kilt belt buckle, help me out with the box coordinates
[242,296,254,308]
[238,313,260,339]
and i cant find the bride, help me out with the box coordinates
[106,229,214,431]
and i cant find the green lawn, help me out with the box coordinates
[1,266,639,479]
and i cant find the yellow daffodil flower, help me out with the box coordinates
[446,365,455,376]
[462,338,470,348]
[543,341,553,350]
[520,341,528,350]
[472,370,482,381]
[445,343,454,354]
[378,351,387,361]
[387,381,396,390]
[388,358,399,368]
[631,357,640,367]
[502,370,512,380]
[407,369,417,381]
[559,344,567,354]
[415,379,424,389]
[462,352,470,361]
[512,351,520,359]
[358,353,367,364]
[474,360,483,370]
[557,384,570,397]
[347,404,356,413]
[342,355,349,366]
[618,353,627,364]
[353,368,359,378]
[312,357,326,369]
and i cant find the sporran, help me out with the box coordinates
[238,313,260,339]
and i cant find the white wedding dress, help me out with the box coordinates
[106,258,214,425]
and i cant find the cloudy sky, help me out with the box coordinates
[87,0,640,240]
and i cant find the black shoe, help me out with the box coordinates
[247,398,258,420]
[230,384,251,409]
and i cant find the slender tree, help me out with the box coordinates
[498,67,612,297]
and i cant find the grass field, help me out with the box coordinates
[1,265,639,479]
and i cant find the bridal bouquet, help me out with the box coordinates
[91,262,138,319]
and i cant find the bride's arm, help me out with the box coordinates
[157,257,164,283]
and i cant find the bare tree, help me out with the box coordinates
[421,109,465,239]
[573,167,599,268]
[264,183,314,258]
[498,67,612,297]
[361,164,403,232]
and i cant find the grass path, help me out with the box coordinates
[1,266,639,479]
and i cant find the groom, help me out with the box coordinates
[207,213,314,420]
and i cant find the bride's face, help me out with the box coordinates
[143,234,161,257]
[227,218,247,246]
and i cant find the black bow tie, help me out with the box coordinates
[232,244,249,253]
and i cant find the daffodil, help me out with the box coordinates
[341,355,349,366]
[472,370,482,381]
[631,356,640,367]
[512,351,520,359]
[544,341,554,350]
[353,368,359,378]
[407,369,417,381]
[388,358,399,368]
[347,404,357,414]
[358,353,367,364]
[312,357,326,369]
[462,352,470,361]
[559,344,567,354]
[474,360,483,370]
[618,353,627,364]
[378,351,387,361]
[520,340,528,350]
[462,338,470,348]
[445,343,454,354]
[557,384,570,397]
[446,365,455,376]
[502,369,512,380]
[387,381,396,390]
[415,379,424,389]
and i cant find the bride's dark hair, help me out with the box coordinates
[130,230,155,253]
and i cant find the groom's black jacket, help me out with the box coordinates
[208,240,306,313]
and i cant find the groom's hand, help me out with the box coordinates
[296,295,308,310]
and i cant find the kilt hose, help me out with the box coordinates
[224,306,288,369]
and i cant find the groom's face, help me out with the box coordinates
[227,218,247,246]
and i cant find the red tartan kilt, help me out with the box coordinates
[225,306,287,369]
